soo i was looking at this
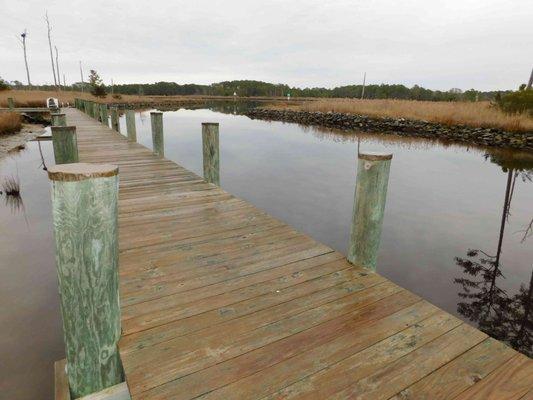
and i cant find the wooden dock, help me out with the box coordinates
[61,108,532,400]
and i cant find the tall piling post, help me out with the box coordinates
[150,112,164,157]
[110,107,120,132]
[51,126,79,164]
[201,122,220,185]
[51,113,67,127]
[7,97,15,109]
[347,152,392,270]
[100,104,109,127]
[125,110,137,142]
[48,163,123,398]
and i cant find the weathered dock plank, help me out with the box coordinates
[63,108,533,400]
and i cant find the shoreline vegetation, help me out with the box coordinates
[1,90,532,150]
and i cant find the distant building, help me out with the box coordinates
[449,88,463,94]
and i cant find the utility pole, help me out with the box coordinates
[63,74,66,88]
[18,29,31,87]
[79,61,84,92]
[111,79,114,94]
[45,11,58,88]
[55,46,61,91]
[361,72,366,100]
[527,67,533,90]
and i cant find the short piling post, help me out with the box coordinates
[51,113,67,127]
[201,122,220,185]
[47,163,123,398]
[125,110,137,142]
[51,126,79,164]
[347,152,392,270]
[7,97,15,109]
[100,104,109,127]
[150,111,164,157]
[110,107,120,132]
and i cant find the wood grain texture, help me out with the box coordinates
[348,153,392,270]
[111,107,120,132]
[52,113,67,126]
[100,104,109,128]
[150,112,164,157]
[126,110,137,142]
[60,108,532,400]
[202,122,220,185]
[50,171,123,398]
[51,126,79,164]
[54,359,71,400]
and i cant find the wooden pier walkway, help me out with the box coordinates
[64,108,532,400]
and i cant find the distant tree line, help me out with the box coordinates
[108,80,512,102]
[4,77,524,105]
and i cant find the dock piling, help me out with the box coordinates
[7,97,15,110]
[347,152,392,270]
[51,113,67,127]
[48,162,122,398]
[100,104,109,127]
[110,107,120,132]
[126,110,137,142]
[201,122,220,185]
[51,126,79,164]
[150,112,164,157]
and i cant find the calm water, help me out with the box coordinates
[1,104,531,398]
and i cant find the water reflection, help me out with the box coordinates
[455,154,532,356]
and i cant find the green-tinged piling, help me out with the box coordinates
[150,112,164,157]
[126,110,137,142]
[347,152,392,270]
[51,113,67,127]
[51,126,79,164]
[7,97,15,109]
[48,163,123,398]
[100,104,109,127]
[110,107,120,132]
[201,122,220,185]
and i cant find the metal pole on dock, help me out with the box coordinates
[347,152,392,270]
[201,122,220,185]
[110,107,120,132]
[100,104,109,127]
[51,126,79,164]
[47,162,123,398]
[126,110,137,142]
[150,112,164,157]
[7,97,15,109]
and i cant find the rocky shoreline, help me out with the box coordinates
[246,109,533,150]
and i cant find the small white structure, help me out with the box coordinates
[46,97,59,109]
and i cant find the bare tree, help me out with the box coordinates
[55,46,61,91]
[79,61,85,92]
[17,29,31,87]
[361,72,366,100]
[45,11,58,88]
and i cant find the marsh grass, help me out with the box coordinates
[274,98,533,133]
[0,112,22,135]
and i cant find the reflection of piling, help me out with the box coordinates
[110,107,120,132]
[48,162,123,398]
[126,110,137,142]
[201,122,220,186]
[347,152,392,270]
[51,126,78,164]
[51,113,67,127]
[150,112,164,157]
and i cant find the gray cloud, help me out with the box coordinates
[1,0,531,90]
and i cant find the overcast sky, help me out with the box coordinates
[1,0,531,91]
